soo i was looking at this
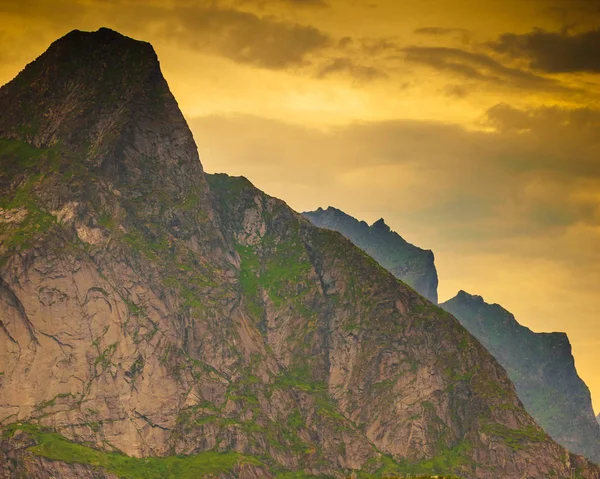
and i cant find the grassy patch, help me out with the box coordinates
[122,229,169,261]
[357,441,471,478]
[236,244,264,319]
[0,138,47,169]
[482,423,546,451]
[261,238,312,307]
[3,423,262,478]
[273,363,326,393]
[0,175,58,252]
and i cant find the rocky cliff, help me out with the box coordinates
[0,28,599,478]
[304,207,438,303]
[442,291,600,465]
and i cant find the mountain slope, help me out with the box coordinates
[442,291,600,464]
[0,28,599,478]
[304,207,438,303]
[304,206,600,465]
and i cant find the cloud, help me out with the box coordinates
[490,28,600,73]
[402,46,564,90]
[159,5,332,69]
[190,104,600,245]
[414,27,470,36]
[278,0,329,6]
[414,26,472,44]
[413,27,472,45]
[0,0,334,71]
[443,84,472,98]
[316,57,387,81]
[234,0,330,8]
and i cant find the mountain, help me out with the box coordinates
[0,28,599,479]
[442,291,600,464]
[304,207,438,303]
[304,206,600,466]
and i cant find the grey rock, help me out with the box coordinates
[442,290,600,464]
[304,207,438,303]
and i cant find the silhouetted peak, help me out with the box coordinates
[325,206,345,215]
[455,290,483,301]
[371,218,390,232]
[48,27,155,62]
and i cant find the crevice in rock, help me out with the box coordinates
[133,410,171,431]
[0,277,40,347]
[0,320,18,345]
[38,330,74,355]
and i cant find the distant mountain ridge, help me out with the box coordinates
[304,206,438,303]
[442,291,600,464]
[306,206,600,464]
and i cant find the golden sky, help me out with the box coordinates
[1,0,600,413]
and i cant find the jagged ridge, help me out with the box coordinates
[441,291,600,464]
[304,207,438,303]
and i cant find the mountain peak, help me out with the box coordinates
[0,27,205,194]
[455,290,483,302]
[0,27,164,150]
[442,292,600,462]
[0,27,219,261]
[58,26,139,44]
[47,27,157,70]
[371,217,390,231]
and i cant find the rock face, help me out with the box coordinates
[442,291,600,464]
[304,207,438,303]
[0,28,599,478]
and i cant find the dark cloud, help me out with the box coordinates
[235,0,330,8]
[413,27,472,45]
[163,5,332,69]
[2,0,334,71]
[443,84,472,98]
[490,28,600,73]
[402,46,565,90]
[316,57,387,81]
[481,103,600,177]
[414,27,471,36]
[358,38,399,55]
[280,0,329,6]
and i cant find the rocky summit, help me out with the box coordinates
[442,291,600,465]
[0,28,599,479]
[304,207,438,304]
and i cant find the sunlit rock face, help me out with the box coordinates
[0,28,599,479]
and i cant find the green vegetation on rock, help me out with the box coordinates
[3,423,262,479]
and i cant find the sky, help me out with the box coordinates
[1,0,600,414]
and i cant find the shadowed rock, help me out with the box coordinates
[442,291,600,464]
